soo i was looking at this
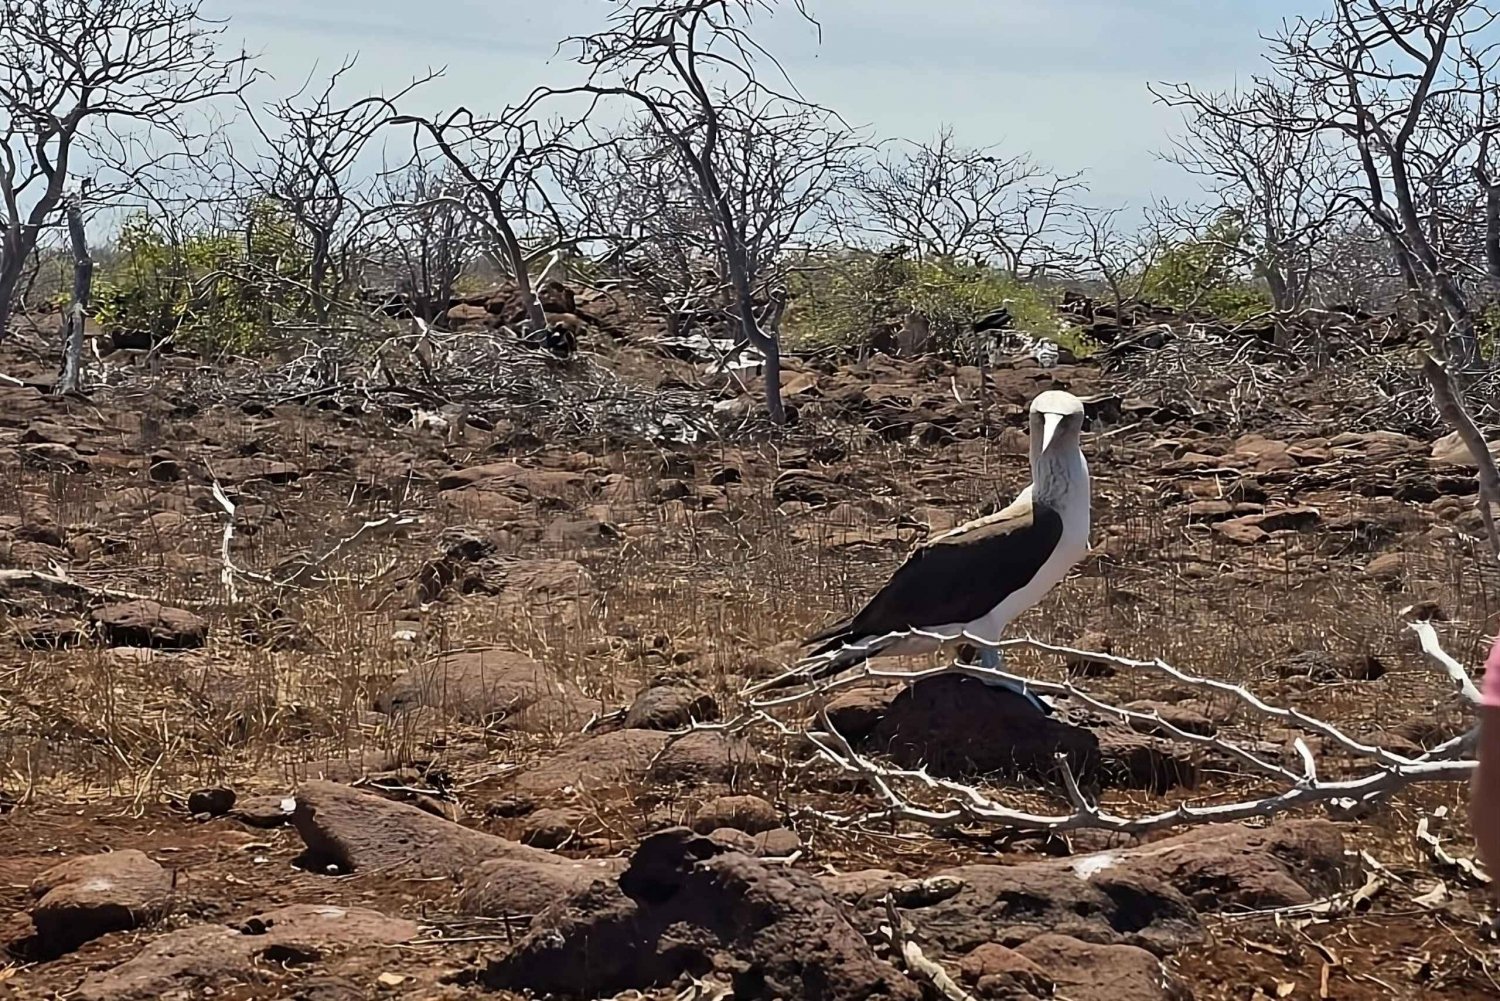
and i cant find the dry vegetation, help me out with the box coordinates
[4,0,1500,999]
[0,295,1498,999]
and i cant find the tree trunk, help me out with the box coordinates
[308,233,332,324]
[1485,182,1500,298]
[492,210,545,333]
[0,234,27,340]
[1388,158,1481,369]
[56,199,93,395]
[0,274,17,341]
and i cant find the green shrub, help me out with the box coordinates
[782,250,1087,357]
[1138,215,1271,322]
[93,201,307,354]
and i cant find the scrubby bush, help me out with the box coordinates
[782,249,1086,357]
[1138,215,1271,321]
[92,201,307,354]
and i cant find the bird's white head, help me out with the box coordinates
[1029,389,1085,455]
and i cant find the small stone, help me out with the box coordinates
[823,687,898,740]
[29,850,174,957]
[750,827,803,857]
[187,788,236,817]
[647,731,753,785]
[229,795,293,829]
[1016,933,1183,1001]
[12,616,86,649]
[691,794,780,835]
[19,442,88,472]
[1065,630,1116,679]
[623,684,721,730]
[1122,700,1217,738]
[519,807,588,850]
[373,647,592,731]
[958,943,1054,998]
[706,827,758,854]
[148,455,183,482]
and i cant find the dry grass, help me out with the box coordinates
[2,334,1498,998]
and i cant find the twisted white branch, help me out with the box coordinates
[745,623,1481,836]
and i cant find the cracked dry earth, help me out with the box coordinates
[1,323,1499,1000]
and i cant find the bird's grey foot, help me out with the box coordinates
[973,643,1050,714]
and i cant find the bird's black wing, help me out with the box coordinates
[804,502,1065,657]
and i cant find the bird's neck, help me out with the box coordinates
[1031,447,1088,516]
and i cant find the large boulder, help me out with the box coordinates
[26,849,174,957]
[91,600,207,649]
[75,904,420,1001]
[484,828,921,1000]
[830,819,1348,957]
[866,674,1099,780]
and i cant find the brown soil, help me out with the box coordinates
[1,305,1498,1000]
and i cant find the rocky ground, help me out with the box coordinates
[1,297,1498,1000]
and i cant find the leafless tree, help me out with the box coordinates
[363,156,483,323]
[559,122,711,306]
[1157,0,1500,367]
[241,58,436,324]
[562,101,854,343]
[1070,206,1165,319]
[1153,79,1352,315]
[0,0,254,338]
[851,126,1085,279]
[1307,214,1410,310]
[538,0,849,424]
[390,107,586,334]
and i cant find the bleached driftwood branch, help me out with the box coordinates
[1423,352,1500,560]
[0,566,214,608]
[206,470,418,598]
[209,479,245,603]
[1408,618,1483,705]
[747,626,1480,836]
[272,513,420,587]
[881,893,977,1001]
[1417,806,1490,886]
[767,709,1472,836]
[751,629,1428,767]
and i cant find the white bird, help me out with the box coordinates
[749,390,1091,710]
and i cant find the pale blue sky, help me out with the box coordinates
[205,0,1317,210]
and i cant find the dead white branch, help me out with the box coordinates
[1423,353,1500,560]
[273,513,421,587]
[778,710,1472,836]
[746,626,1480,836]
[209,479,243,603]
[1408,618,1483,705]
[1417,807,1490,886]
[752,629,1426,767]
[881,893,977,1001]
[0,566,212,608]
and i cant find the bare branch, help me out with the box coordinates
[1422,351,1500,557]
[745,627,1479,836]
[0,0,257,340]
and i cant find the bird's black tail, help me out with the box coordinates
[742,626,895,696]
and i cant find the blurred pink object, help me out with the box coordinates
[1484,634,1500,707]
